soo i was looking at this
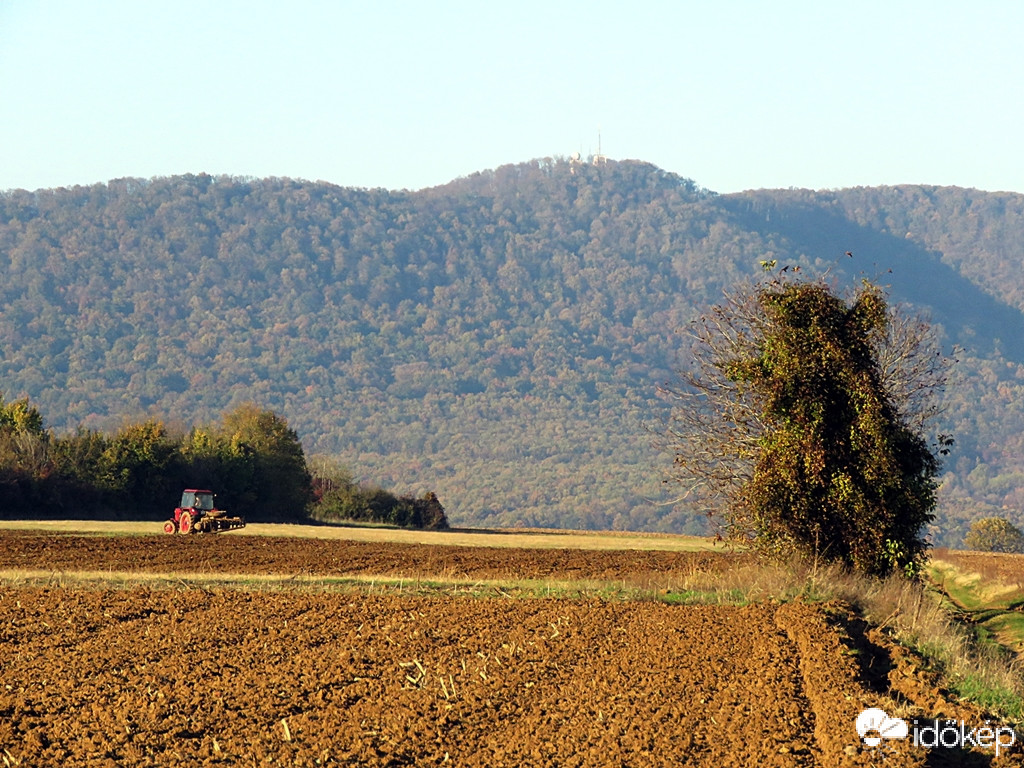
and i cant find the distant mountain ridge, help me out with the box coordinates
[2,159,1023,544]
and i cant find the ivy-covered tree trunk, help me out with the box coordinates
[730,281,938,575]
[662,275,948,577]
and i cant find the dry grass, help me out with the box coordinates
[0,567,706,603]
[0,519,718,552]
[804,561,1024,720]
[927,560,1024,612]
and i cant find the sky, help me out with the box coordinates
[2,1,1023,195]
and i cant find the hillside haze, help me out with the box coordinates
[2,159,1024,544]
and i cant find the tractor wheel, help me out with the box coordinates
[178,511,194,534]
[163,520,176,534]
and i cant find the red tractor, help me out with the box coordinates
[163,489,246,534]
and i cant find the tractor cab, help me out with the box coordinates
[181,489,215,512]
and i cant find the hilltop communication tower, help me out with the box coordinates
[591,129,608,165]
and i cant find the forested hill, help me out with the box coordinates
[2,159,1023,545]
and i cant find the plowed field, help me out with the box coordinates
[934,549,1024,589]
[0,531,745,583]
[0,532,1017,767]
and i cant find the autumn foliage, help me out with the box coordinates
[963,517,1024,554]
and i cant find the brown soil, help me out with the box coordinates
[0,530,748,584]
[0,534,1018,767]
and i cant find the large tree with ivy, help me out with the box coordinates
[661,272,951,576]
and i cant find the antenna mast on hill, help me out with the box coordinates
[592,127,608,165]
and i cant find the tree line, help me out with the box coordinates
[0,396,448,529]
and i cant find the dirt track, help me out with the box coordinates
[0,533,1018,767]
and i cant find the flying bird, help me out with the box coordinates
[845,251,854,257]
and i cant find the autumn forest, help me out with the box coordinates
[1,158,1023,545]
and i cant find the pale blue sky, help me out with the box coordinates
[2,1,1023,194]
